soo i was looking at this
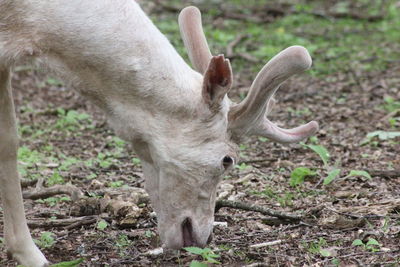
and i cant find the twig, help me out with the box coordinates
[250,240,282,248]
[23,184,83,201]
[241,157,275,164]
[65,216,98,230]
[215,199,302,221]
[27,215,97,229]
[226,34,248,58]
[236,52,260,63]
[366,169,400,179]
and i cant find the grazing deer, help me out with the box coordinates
[0,1,318,266]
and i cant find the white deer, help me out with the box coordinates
[0,1,318,266]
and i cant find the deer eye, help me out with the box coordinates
[222,156,235,170]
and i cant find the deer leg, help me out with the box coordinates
[0,67,48,267]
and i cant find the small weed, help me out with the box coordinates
[97,220,108,231]
[184,247,221,265]
[55,109,91,131]
[36,196,71,207]
[34,232,56,249]
[59,156,79,171]
[235,162,251,171]
[290,167,317,187]
[132,157,141,166]
[109,180,124,188]
[145,230,155,238]
[323,168,341,185]
[47,171,65,186]
[306,237,332,257]
[46,77,64,87]
[352,238,381,252]
[382,96,400,113]
[48,258,84,267]
[116,234,132,256]
[361,130,400,145]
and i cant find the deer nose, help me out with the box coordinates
[182,218,196,247]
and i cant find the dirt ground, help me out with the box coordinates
[1,1,399,267]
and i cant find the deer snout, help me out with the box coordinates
[181,217,211,248]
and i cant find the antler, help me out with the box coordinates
[179,6,318,143]
[228,46,319,143]
[178,6,212,74]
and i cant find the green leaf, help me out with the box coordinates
[319,248,331,257]
[50,259,84,267]
[352,239,364,246]
[189,261,208,267]
[290,167,316,187]
[184,247,205,255]
[349,170,372,180]
[306,144,330,166]
[366,238,381,247]
[323,168,341,185]
[362,130,400,144]
[97,220,108,230]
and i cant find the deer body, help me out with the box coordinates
[0,1,318,266]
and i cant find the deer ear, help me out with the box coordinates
[202,55,232,107]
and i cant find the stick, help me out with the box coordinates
[27,216,97,229]
[250,239,282,248]
[23,184,83,201]
[366,169,399,179]
[215,199,303,221]
[226,34,248,58]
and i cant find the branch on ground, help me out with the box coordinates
[367,169,400,179]
[215,199,303,221]
[23,184,83,201]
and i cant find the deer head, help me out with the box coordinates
[129,6,319,249]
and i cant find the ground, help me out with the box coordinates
[1,0,399,266]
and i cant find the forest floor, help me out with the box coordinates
[1,0,400,266]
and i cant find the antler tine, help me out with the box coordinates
[179,6,212,74]
[228,45,319,142]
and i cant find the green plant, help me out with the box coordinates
[132,157,141,166]
[34,232,56,249]
[302,143,330,166]
[145,230,155,238]
[382,96,400,113]
[47,171,65,186]
[97,220,108,230]
[36,196,70,207]
[361,130,400,145]
[352,238,381,252]
[289,167,317,187]
[55,109,91,131]
[116,234,132,256]
[347,170,371,180]
[306,237,333,257]
[184,247,221,265]
[235,162,251,171]
[109,180,124,188]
